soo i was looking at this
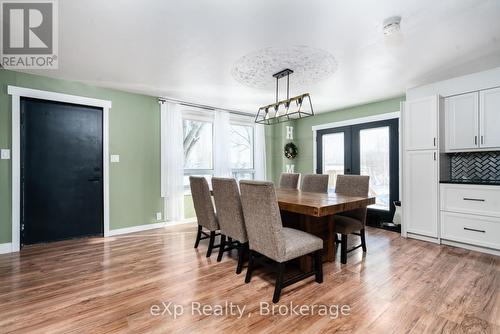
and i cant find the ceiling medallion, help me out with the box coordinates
[231,46,338,90]
[255,68,314,125]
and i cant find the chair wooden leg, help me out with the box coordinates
[272,262,285,303]
[206,231,216,258]
[314,251,323,283]
[245,250,254,283]
[236,242,246,274]
[194,225,202,248]
[340,234,348,264]
[360,228,367,252]
[217,234,226,262]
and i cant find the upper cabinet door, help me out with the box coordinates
[445,92,479,152]
[480,87,500,149]
[404,95,438,151]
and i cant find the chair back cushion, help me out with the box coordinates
[189,176,218,231]
[301,174,329,193]
[279,173,300,189]
[335,175,370,222]
[212,177,248,242]
[239,180,285,261]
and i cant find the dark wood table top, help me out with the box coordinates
[276,188,376,217]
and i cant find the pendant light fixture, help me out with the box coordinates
[255,69,314,125]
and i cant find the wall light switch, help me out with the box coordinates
[110,154,120,163]
[156,212,162,220]
[1,149,10,160]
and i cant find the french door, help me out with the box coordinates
[317,118,399,222]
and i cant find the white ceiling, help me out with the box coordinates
[21,0,500,114]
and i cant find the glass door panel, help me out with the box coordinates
[359,126,390,210]
[322,132,345,189]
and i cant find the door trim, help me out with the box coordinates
[8,86,112,252]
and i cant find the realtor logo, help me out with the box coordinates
[1,0,58,68]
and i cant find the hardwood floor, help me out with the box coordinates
[0,224,498,333]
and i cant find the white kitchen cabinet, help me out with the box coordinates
[479,87,500,149]
[403,150,439,238]
[441,211,500,250]
[404,95,439,151]
[444,92,479,151]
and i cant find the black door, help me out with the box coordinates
[317,118,399,225]
[21,97,103,245]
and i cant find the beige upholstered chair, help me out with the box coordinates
[239,180,323,303]
[278,173,300,189]
[190,176,220,257]
[334,175,370,264]
[211,177,248,273]
[301,174,329,193]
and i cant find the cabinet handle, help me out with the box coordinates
[481,136,484,145]
[464,227,485,233]
[474,136,478,145]
[433,152,436,161]
[463,197,485,202]
[433,137,436,147]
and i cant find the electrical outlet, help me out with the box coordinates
[110,154,120,163]
[1,149,10,160]
[156,212,162,220]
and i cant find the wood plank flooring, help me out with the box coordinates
[0,224,498,333]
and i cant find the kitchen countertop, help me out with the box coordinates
[440,180,500,186]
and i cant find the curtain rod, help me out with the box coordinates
[158,97,255,118]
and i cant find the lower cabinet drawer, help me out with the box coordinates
[441,211,500,250]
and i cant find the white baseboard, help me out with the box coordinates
[441,239,500,256]
[108,222,167,236]
[406,232,440,244]
[166,218,197,226]
[0,243,12,254]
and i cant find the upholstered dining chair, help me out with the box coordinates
[190,176,221,258]
[301,174,329,193]
[211,177,248,274]
[278,173,300,189]
[334,175,370,264]
[239,180,323,303]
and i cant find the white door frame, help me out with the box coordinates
[8,86,112,252]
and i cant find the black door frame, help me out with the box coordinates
[20,97,105,246]
[316,125,352,175]
[316,118,399,223]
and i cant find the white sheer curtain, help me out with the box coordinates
[254,123,267,180]
[214,110,232,177]
[160,101,184,222]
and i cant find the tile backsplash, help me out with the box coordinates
[450,151,500,181]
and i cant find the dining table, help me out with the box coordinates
[275,188,376,269]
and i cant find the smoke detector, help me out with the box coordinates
[383,16,401,36]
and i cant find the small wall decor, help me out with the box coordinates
[286,164,295,173]
[284,142,298,160]
[286,126,294,140]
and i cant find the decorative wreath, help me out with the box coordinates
[284,142,298,160]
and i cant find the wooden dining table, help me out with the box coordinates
[275,188,376,267]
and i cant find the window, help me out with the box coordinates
[183,119,214,192]
[230,124,255,181]
[183,119,213,170]
[182,112,257,219]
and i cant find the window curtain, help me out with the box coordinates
[214,110,232,177]
[160,101,184,221]
[254,123,267,180]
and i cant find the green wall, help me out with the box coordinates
[268,96,405,182]
[0,69,163,244]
